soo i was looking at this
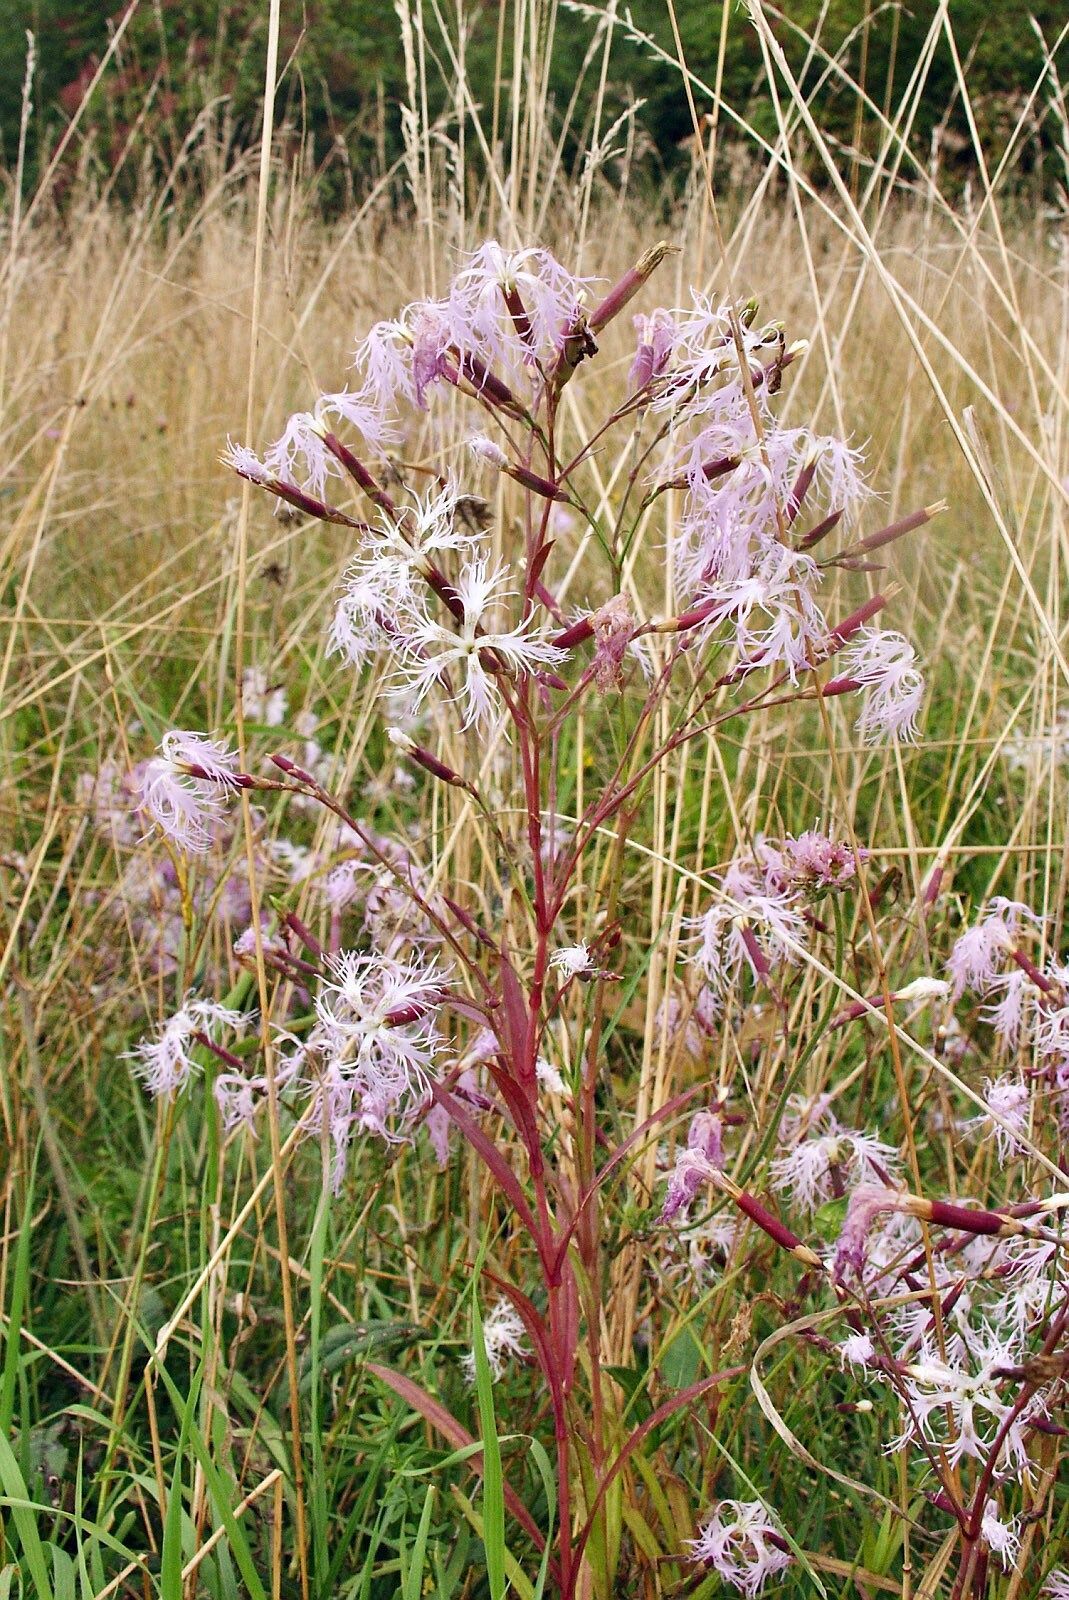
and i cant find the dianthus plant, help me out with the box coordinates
[125,238,972,1596]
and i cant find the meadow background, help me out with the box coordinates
[1,2,1069,1597]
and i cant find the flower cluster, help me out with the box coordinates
[689,829,860,997]
[102,235,965,1597]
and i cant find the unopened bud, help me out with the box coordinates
[271,752,319,786]
[892,977,951,1003]
[388,728,466,787]
[469,433,509,471]
[588,241,675,334]
[553,615,595,650]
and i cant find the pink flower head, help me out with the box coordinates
[968,1074,1031,1159]
[690,864,806,994]
[759,830,862,894]
[981,1503,1021,1570]
[771,1122,900,1217]
[214,1069,269,1134]
[686,1500,791,1596]
[832,1183,903,1280]
[946,897,1039,999]
[408,299,457,406]
[898,1325,1046,1473]
[448,241,590,369]
[657,293,776,416]
[982,967,1033,1046]
[629,308,677,391]
[128,996,246,1098]
[222,437,270,486]
[694,537,829,683]
[307,950,449,1161]
[136,731,242,855]
[838,1332,876,1370]
[352,315,418,412]
[589,594,638,692]
[838,628,924,742]
[262,412,341,501]
[660,1110,724,1222]
[318,385,398,453]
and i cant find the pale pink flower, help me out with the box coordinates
[968,1074,1030,1159]
[661,1110,724,1222]
[214,1070,268,1134]
[261,412,341,501]
[1043,1571,1069,1599]
[328,564,398,670]
[690,863,805,994]
[692,538,828,682]
[233,922,290,962]
[656,294,778,416]
[221,437,271,485]
[128,997,245,1098]
[838,628,924,742]
[590,594,637,692]
[318,386,398,452]
[1034,999,1069,1072]
[629,308,677,391]
[993,1239,1065,1335]
[946,898,1038,998]
[387,477,481,565]
[449,241,589,367]
[982,968,1033,1046]
[838,1333,876,1370]
[831,1183,905,1280]
[686,1500,791,1595]
[770,1122,900,1215]
[330,478,482,669]
[898,1326,1045,1473]
[408,299,458,405]
[306,951,449,1156]
[981,1503,1021,1569]
[137,731,242,855]
[758,830,861,894]
[352,315,419,412]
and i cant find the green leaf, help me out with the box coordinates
[0,1431,52,1599]
[402,1484,436,1600]
[471,1254,506,1600]
[811,1195,850,1244]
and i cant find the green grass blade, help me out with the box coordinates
[471,1278,506,1600]
[0,1430,52,1599]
